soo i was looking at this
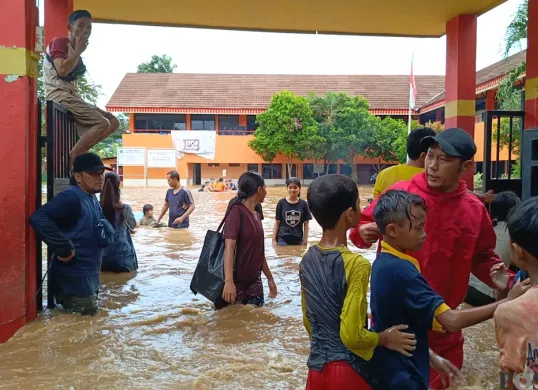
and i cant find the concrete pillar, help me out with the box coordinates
[44,0,72,46]
[445,14,478,189]
[526,0,538,129]
[0,0,40,343]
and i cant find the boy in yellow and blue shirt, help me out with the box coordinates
[366,190,530,390]
[299,175,417,390]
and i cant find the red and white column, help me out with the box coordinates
[445,14,478,190]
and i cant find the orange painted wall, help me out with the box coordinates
[202,163,250,179]
[474,121,513,162]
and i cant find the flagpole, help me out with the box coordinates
[408,53,414,135]
[407,53,414,163]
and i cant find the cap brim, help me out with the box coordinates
[420,136,462,158]
[80,165,112,173]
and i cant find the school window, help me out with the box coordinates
[247,163,259,173]
[208,163,220,167]
[246,115,258,131]
[134,114,186,131]
[303,164,314,179]
[327,164,337,174]
[340,164,352,177]
[219,115,240,130]
[286,164,297,179]
[262,164,282,179]
[228,163,240,167]
[191,114,216,131]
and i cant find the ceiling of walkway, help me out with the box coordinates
[74,0,506,37]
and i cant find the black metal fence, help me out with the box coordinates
[481,110,524,198]
[40,101,78,309]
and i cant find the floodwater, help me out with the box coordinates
[0,186,499,389]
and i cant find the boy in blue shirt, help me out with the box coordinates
[367,190,530,389]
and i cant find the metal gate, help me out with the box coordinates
[37,101,78,309]
[481,110,525,198]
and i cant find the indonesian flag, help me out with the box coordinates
[409,57,417,109]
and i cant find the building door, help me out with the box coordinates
[193,163,202,185]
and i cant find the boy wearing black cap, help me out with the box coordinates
[350,128,515,389]
[30,153,112,315]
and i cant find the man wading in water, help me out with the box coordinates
[155,171,195,229]
[30,153,112,315]
[43,10,119,169]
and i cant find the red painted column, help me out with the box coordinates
[486,89,496,111]
[525,0,538,129]
[44,0,72,45]
[0,0,39,343]
[445,14,477,190]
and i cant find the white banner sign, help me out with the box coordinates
[118,147,145,166]
[147,149,176,168]
[171,131,216,160]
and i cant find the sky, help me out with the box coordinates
[40,0,527,108]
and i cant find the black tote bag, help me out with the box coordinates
[190,206,236,303]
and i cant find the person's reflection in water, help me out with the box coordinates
[100,172,138,273]
[218,172,277,309]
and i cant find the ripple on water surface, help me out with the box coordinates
[0,187,500,389]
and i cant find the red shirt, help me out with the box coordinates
[223,204,265,297]
[350,172,509,309]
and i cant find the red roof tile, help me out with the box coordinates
[107,73,444,112]
[106,51,526,113]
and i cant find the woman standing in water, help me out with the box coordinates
[100,172,138,272]
[272,177,312,246]
[219,172,277,309]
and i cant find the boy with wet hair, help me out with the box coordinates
[300,174,417,390]
[138,204,155,226]
[494,198,538,389]
[367,190,530,390]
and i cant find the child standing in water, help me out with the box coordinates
[494,198,537,390]
[367,190,530,390]
[300,175,417,390]
[272,177,312,246]
[138,204,156,226]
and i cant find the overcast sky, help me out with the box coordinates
[40,0,526,108]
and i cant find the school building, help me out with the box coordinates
[107,50,525,186]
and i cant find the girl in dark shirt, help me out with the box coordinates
[272,177,312,246]
[219,172,278,309]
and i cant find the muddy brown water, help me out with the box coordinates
[0,186,499,389]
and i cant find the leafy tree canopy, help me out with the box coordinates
[136,55,177,73]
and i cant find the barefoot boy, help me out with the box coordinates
[300,175,417,390]
[366,190,530,390]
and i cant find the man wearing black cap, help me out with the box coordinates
[350,128,513,389]
[30,153,112,315]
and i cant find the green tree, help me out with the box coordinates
[136,55,177,73]
[329,95,374,180]
[309,92,351,174]
[249,91,323,177]
[362,116,407,171]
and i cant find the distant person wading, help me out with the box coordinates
[100,172,138,273]
[155,170,195,228]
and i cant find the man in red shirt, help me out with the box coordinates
[349,128,513,389]
[43,10,119,169]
